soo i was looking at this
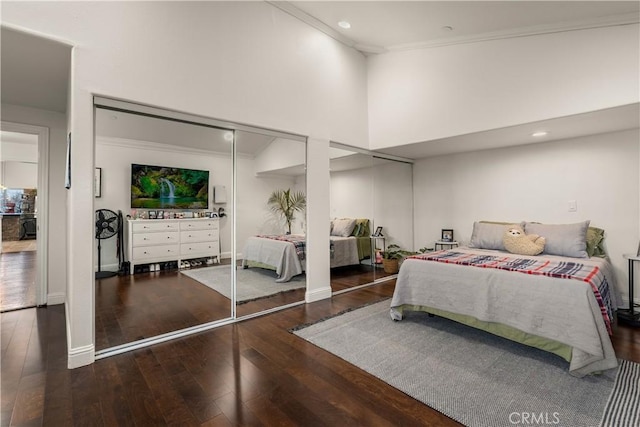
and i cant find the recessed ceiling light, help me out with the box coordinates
[532,131,549,137]
[224,132,234,142]
[338,21,351,29]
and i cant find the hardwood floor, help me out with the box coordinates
[96,263,384,350]
[3,281,640,426]
[0,250,36,312]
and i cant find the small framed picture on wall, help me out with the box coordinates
[94,168,102,198]
[441,229,454,242]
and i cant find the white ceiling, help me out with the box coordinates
[376,103,640,159]
[282,1,639,54]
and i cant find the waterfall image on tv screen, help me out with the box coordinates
[131,164,209,209]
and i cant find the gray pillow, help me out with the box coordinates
[331,218,357,237]
[469,222,524,251]
[524,221,590,258]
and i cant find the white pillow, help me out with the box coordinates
[331,218,357,237]
[469,222,523,251]
[524,220,590,258]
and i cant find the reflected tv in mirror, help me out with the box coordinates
[131,164,209,209]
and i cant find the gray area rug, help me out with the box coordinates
[181,265,305,303]
[294,301,639,427]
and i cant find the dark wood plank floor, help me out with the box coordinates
[0,250,36,312]
[96,263,390,350]
[3,280,640,427]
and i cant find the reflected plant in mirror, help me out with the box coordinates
[267,189,306,235]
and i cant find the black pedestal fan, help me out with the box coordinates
[95,209,119,279]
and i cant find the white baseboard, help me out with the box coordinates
[68,343,95,369]
[305,286,332,303]
[47,292,65,305]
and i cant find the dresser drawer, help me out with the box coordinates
[132,221,179,233]
[180,220,219,231]
[132,244,180,260]
[180,229,218,243]
[132,231,179,247]
[180,241,219,256]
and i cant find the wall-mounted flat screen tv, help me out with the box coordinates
[131,164,209,209]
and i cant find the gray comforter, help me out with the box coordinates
[390,247,618,377]
[242,235,359,282]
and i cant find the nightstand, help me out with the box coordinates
[435,241,459,251]
[618,254,640,327]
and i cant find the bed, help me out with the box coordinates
[242,218,372,282]
[390,221,618,377]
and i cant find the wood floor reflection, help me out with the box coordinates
[96,262,388,350]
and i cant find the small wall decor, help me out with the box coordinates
[157,210,164,219]
[441,229,454,242]
[65,133,71,189]
[148,210,157,219]
[94,168,102,198]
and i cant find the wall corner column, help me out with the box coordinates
[305,137,332,303]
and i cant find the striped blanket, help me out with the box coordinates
[409,250,614,335]
[256,235,306,261]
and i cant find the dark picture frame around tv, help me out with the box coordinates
[131,163,209,209]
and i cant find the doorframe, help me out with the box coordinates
[1,121,49,306]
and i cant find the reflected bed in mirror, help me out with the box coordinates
[234,130,308,317]
[329,143,414,292]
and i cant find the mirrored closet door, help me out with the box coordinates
[235,130,307,317]
[94,103,234,352]
[329,142,414,293]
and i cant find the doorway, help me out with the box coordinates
[0,123,49,312]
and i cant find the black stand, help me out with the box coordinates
[617,257,640,326]
[95,237,117,279]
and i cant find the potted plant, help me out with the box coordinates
[380,244,404,273]
[267,189,306,234]
[381,245,430,273]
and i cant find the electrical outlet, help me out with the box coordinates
[568,200,577,212]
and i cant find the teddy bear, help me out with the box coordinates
[503,226,546,256]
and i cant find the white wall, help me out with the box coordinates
[330,160,414,251]
[2,1,369,367]
[330,167,374,221]
[368,24,640,148]
[413,129,640,306]
[2,161,37,188]
[2,141,38,162]
[236,156,300,252]
[254,138,306,174]
[1,103,68,305]
[373,161,414,251]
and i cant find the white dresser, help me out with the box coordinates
[127,218,220,274]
